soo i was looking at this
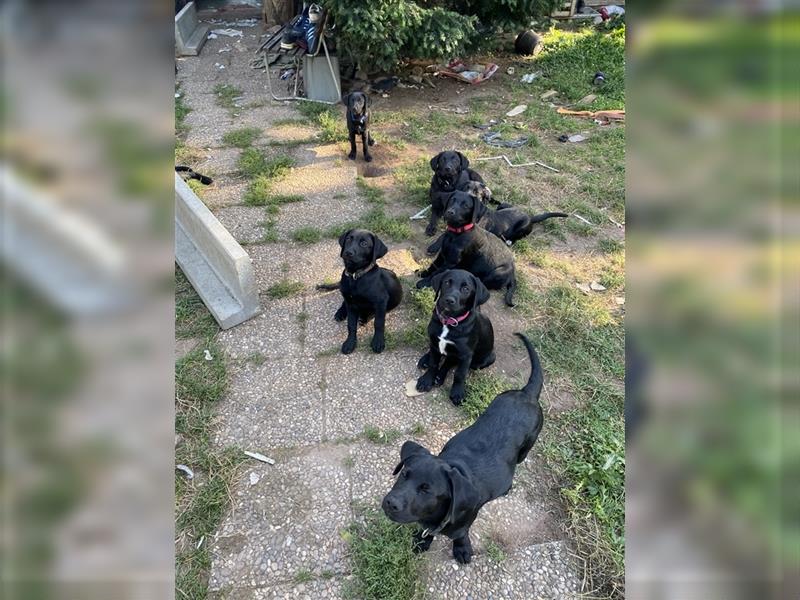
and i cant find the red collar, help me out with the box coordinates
[436,308,470,327]
[446,223,475,234]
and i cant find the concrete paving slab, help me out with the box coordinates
[217,296,305,361]
[194,147,242,177]
[211,576,348,600]
[200,178,247,210]
[247,241,342,291]
[322,351,460,441]
[271,190,365,238]
[209,445,352,591]
[215,205,269,244]
[420,540,580,600]
[213,357,326,451]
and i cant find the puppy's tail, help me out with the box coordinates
[528,212,568,224]
[316,282,340,291]
[515,333,543,398]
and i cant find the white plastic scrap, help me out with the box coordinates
[506,104,527,117]
[211,28,243,38]
[244,450,275,465]
[204,349,213,361]
[176,464,194,479]
[520,72,541,83]
[249,472,260,485]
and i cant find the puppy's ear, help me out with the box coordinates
[444,466,479,529]
[457,151,470,170]
[430,270,448,294]
[371,233,388,262]
[481,185,494,204]
[338,228,352,254]
[471,193,487,224]
[393,441,430,475]
[430,152,442,172]
[470,274,490,309]
[342,93,351,106]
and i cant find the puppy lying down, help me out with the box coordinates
[382,333,544,564]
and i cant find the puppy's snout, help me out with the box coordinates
[444,296,456,307]
[382,495,402,514]
[445,208,456,218]
[343,249,354,258]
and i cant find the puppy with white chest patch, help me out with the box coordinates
[416,269,495,405]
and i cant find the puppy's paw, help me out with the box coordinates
[425,242,439,256]
[364,154,373,163]
[425,224,436,237]
[433,371,448,387]
[348,151,357,161]
[417,352,431,370]
[370,334,385,354]
[449,386,466,406]
[453,543,473,564]
[416,372,436,392]
[341,338,357,355]
[412,531,434,553]
[416,278,431,289]
[334,306,347,322]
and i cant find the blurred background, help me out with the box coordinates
[0,1,796,599]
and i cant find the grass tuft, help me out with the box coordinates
[266,280,304,299]
[393,159,430,207]
[357,177,385,205]
[176,267,218,340]
[222,127,261,149]
[363,426,403,445]
[485,540,507,563]
[345,509,421,600]
[292,227,323,245]
[213,83,242,110]
[460,372,510,424]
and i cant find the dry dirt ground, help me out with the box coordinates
[176,19,624,600]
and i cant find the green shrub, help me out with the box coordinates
[460,0,559,28]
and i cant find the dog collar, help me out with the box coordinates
[422,514,451,538]
[345,262,376,280]
[436,308,470,327]
[446,223,475,234]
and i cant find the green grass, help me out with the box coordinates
[176,267,218,340]
[344,509,421,600]
[393,159,430,207]
[175,90,192,137]
[266,280,304,299]
[294,569,313,584]
[222,127,261,148]
[357,177,385,205]
[531,26,625,110]
[598,238,624,254]
[187,178,206,198]
[319,109,348,143]
[175,341,245,600]
[363,426,402,445]
[292,227,323,244]
[213,83,242,110]
[175,140,203,165]
[243,172,303,206]
[485,540,507,563]
[237,150,294,180]
[460,372,511,424]
[527,284,624,597]
[327,207,412,243]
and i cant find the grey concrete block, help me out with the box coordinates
[175,1,209,57]
[175,173,260,329]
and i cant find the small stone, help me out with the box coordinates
[249,472,260,485]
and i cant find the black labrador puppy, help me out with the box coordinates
[416,270,495,405]
[344,91,375,162]
[461,181,569,245]
[417,191,517,306]
[427,151,484,238]
[335,229,402,354]
[383,333,544,564]
[426,182,569,254]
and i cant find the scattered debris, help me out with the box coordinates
[438,60,498,85]
[564,134,587,143]
[520,72,541,84]
[576,283,591,294]
[218,47,232,53]
[593,71,606,86]
[204,349,213,361]
[214,63,226,70]
[472,119,499,130]
[422,75,437,89]
[475,155,559,172]
[557,107,625,122]
[176,464,194,479]
[572,213,595,226]
[615,297,626,305]
[480,131,530,148]
[244,450,275,465]
[175,92,181,98]
[506,66,516,75]
[249,472,260,485]
[196,536,205,549]
[429,105,469,114]
[410,205,432,221]
[506,104,527,117]
[540,90,558,100]
[211,28,243,38]
[577,93,597,105]
[607,215,624,229]
[590,281,607,291]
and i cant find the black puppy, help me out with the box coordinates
[462,181,569,245]
[427,151,484,238]
[416,270,494,405]
[335,229,402,354]
[344,91,375,162]
[383,333,544,564]
[427,182,569,254]
[417,191,517,306]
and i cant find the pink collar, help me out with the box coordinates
[437,308,470,327]
[446,223,475,234]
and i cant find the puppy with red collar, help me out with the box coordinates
[416,269,495,405]
[417,191,517,307]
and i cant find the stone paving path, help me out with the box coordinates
[177,21,579,600]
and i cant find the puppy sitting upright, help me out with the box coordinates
[344,91,375,162]
[416,269,494,405]
[383,333,544,564]
[417,191,517,306]
[427,151,484,239]
[335,229,402,354]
